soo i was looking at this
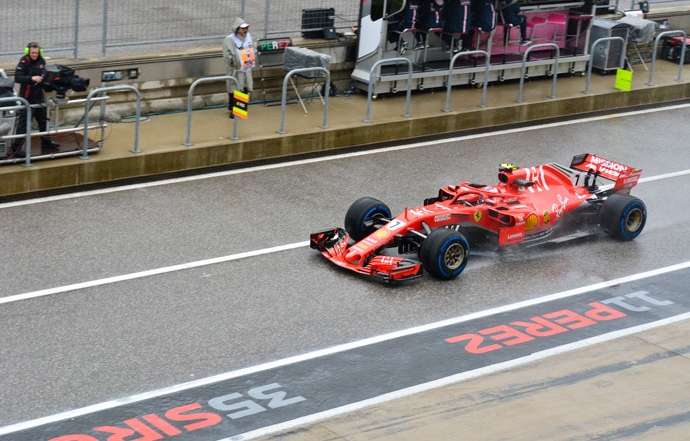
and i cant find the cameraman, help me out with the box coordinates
[11,42,60,157]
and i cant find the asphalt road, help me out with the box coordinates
[1,103,690,438]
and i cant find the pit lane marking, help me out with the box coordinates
[2,103,690,209]
[1,167,688,306]
[1,261,690,439]
[0,241,309,306]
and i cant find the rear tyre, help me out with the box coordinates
[599,194,647,241]
[420,229,470,280]
[344,197,392,242]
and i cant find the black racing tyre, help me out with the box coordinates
[344,197,392,242]
[599,194,647,241]
[419,229,470,280]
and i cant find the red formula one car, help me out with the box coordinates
[310,153,647,282]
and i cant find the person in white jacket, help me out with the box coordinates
[223,17,255,118]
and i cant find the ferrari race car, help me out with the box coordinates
[310,153,647,282]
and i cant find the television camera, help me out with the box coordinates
[42,64,90,99]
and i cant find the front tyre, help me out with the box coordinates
[599,194,647,241]
[420,229,470,280]
[344,197,392,242]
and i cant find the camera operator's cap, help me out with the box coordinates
[239,22,249,28]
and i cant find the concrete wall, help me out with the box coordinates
[1,39,357,123]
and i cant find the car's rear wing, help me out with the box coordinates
[570,153,643,193]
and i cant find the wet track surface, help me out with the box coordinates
[1,104,690,439]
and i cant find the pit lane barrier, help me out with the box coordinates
[183,75,238,146]
[647,30,687,85]
[443,50,490,112]
[364,58,413,123]
[584,37,628,94]
[82,85,140,159]
[0,96,107,167]
[516,43,560,103]
[277,67,330,134]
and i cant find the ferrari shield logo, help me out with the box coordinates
[474,211,482,222]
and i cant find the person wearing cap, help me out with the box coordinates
[223,18,255,118]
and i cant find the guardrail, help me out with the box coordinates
[584,37,627,94]
[516,43,560,103]
[82,86,141,158]
[364,58,413,123]
[443,50,490,112]
[0,96,107,166]
[647,30,687,85]
[184,76,239,146]
[0,96,33,167]
[277,67,330,134]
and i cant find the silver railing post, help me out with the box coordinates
[364,58,413,123]
[443,50,490,112]
[647,30,686,86]
[277,67,330,134]
[584,37,626,94]
[83,85,141,159]
[184,76,239,146]
[517,43,560,103]
[0,97,33,167]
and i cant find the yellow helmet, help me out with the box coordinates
[499,163,518,173]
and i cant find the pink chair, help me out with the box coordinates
[548,13,568,48]
[526,16,549,46]
[504,22,524,54]
[490,25,508,57]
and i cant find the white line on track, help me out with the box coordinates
[1,166,688,306]
[2,260,690,437]
[0,241,309,305]
[2,101,690,210]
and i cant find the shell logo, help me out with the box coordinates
[525,213,539,231]
[375,229,390,238]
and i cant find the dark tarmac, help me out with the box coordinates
[1,57,689,441]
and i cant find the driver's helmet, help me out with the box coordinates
[498,163,518,183]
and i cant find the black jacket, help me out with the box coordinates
[14,55,47,104]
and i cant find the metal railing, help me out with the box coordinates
[443,50,490,112]
[647,30,687,85]
[277,68,331,134]
[82,86,141,158]
[584,37,628,94]
[184,76,239,146]
[516,44,561,103]
[364,58,413,123]
[0,97,33,167]
[0,97,107,166]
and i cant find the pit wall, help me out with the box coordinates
[0,41,356,123]
[0,6,688,122]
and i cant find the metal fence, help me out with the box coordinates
[1,0,685,65]
[0,0,360,64]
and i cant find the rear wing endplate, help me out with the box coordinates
[570,153,642,193]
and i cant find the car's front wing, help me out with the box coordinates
[309,228,423,282]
